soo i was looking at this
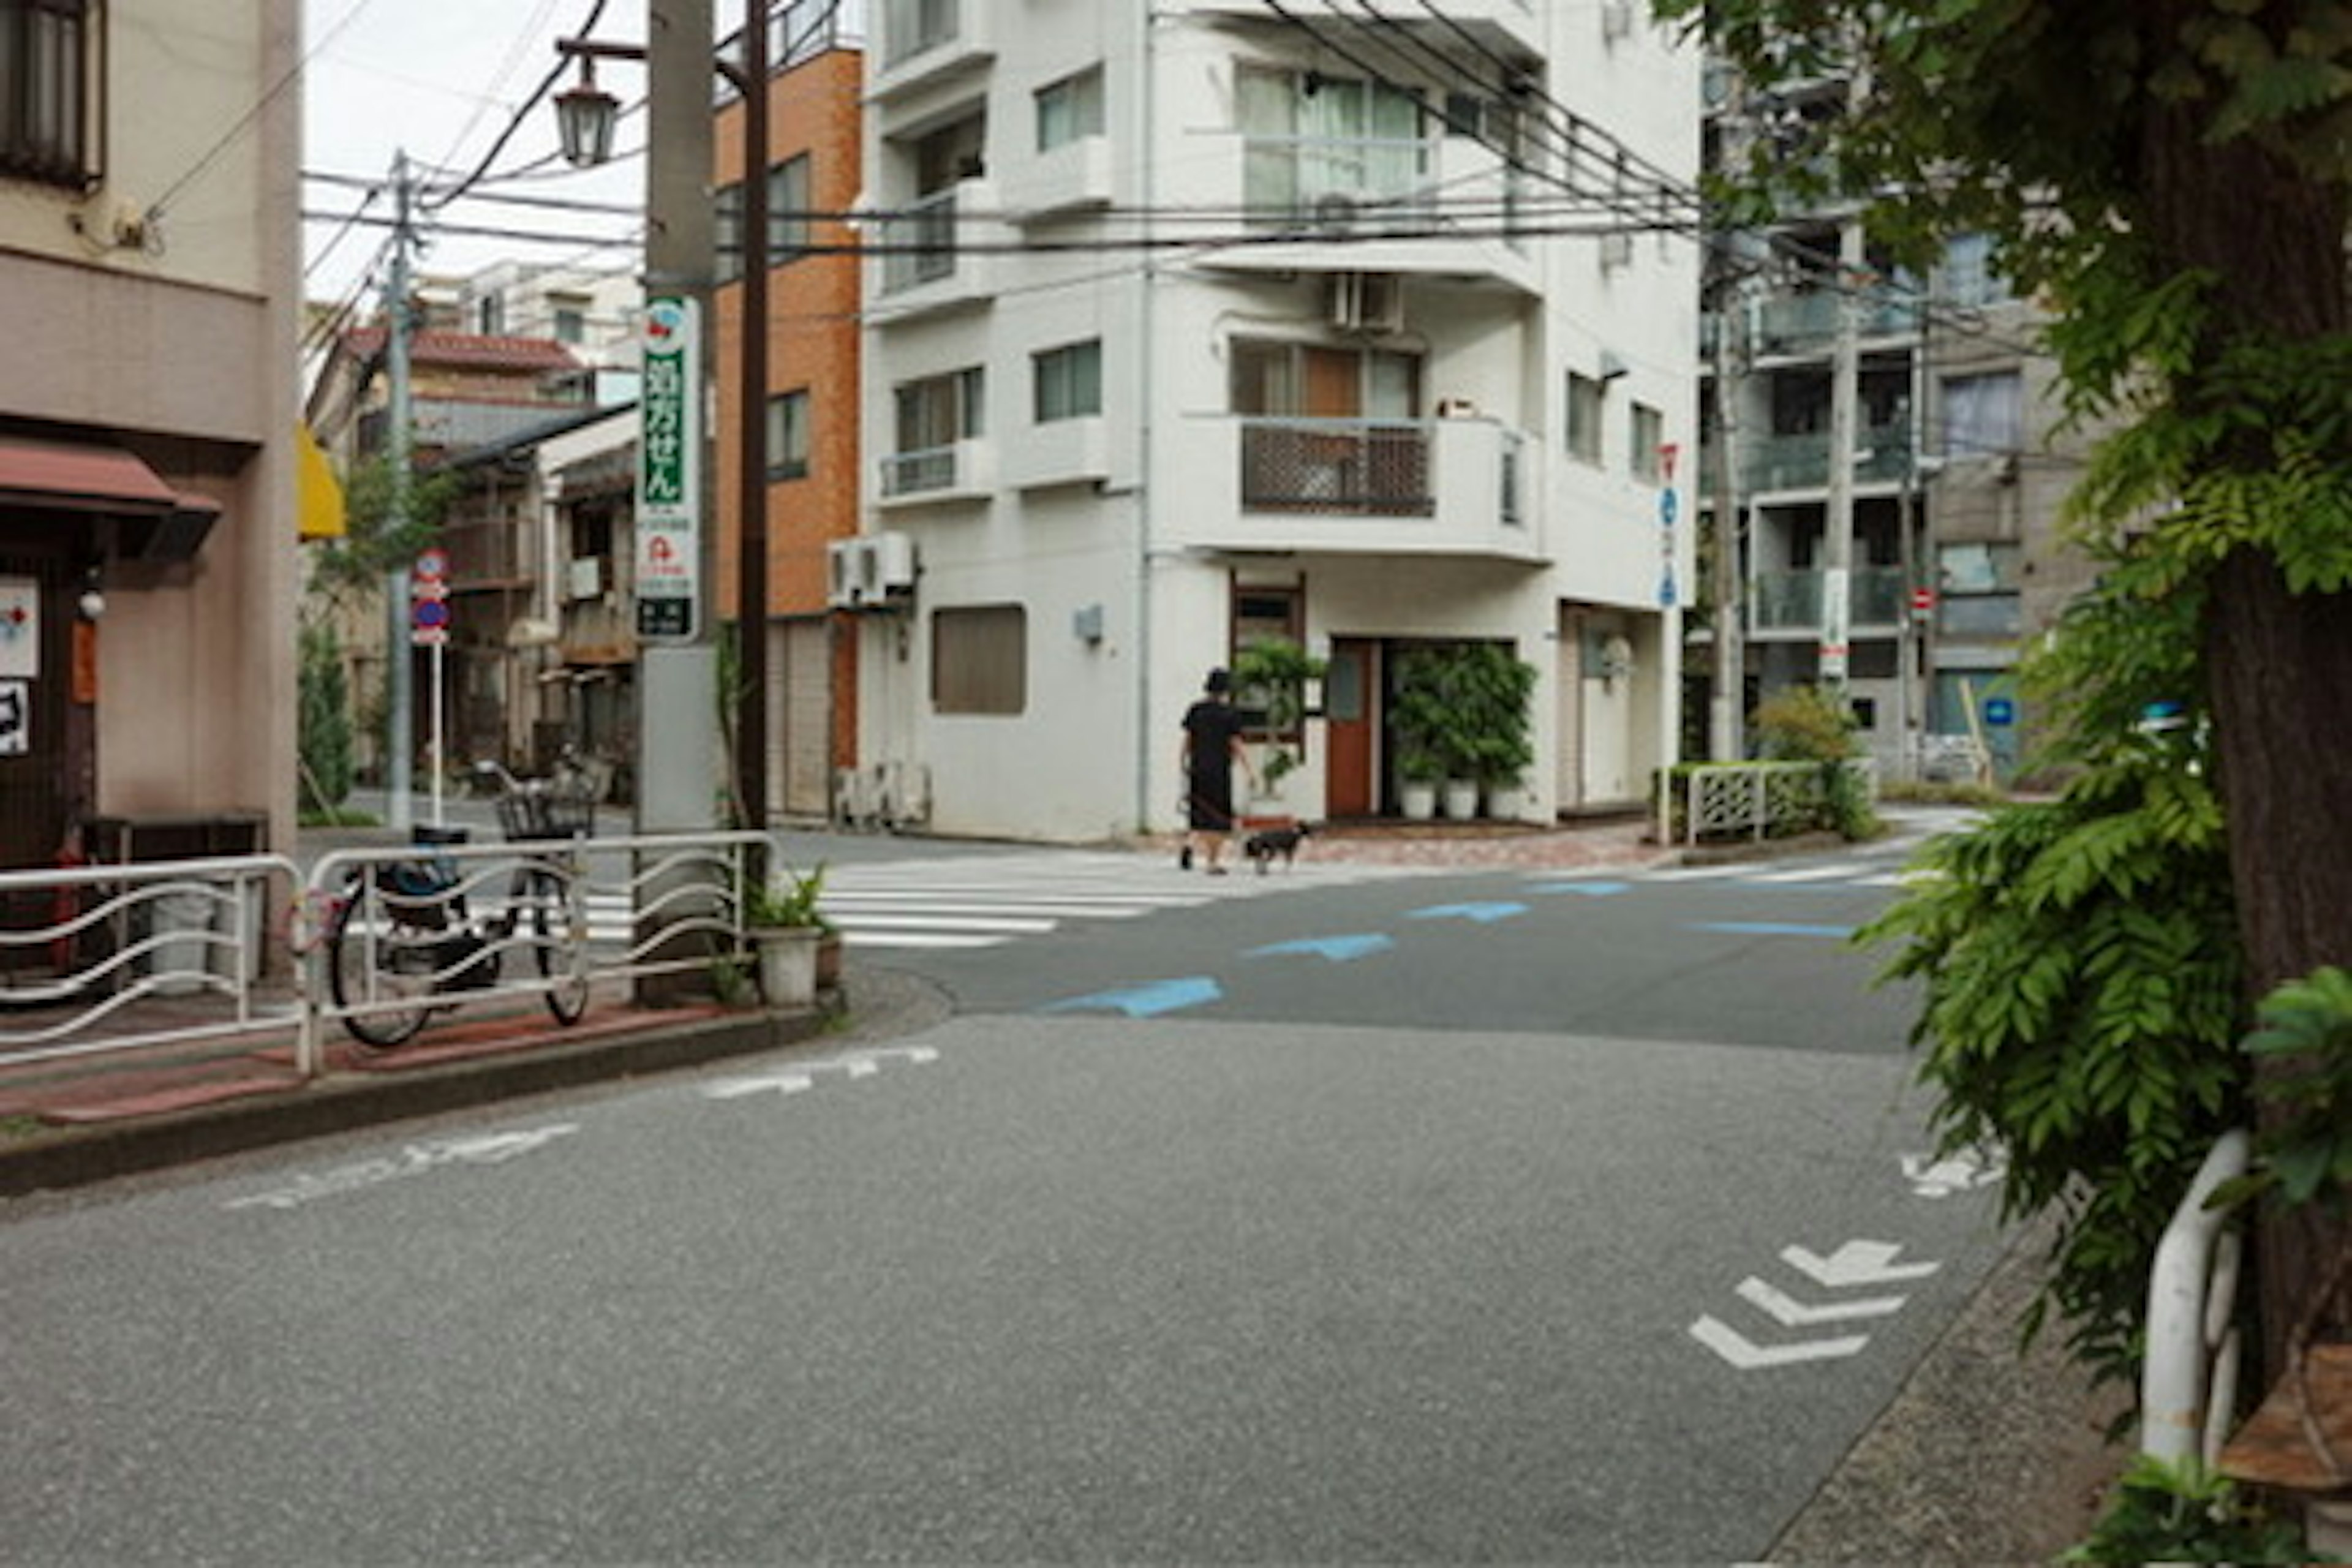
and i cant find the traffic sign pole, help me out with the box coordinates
[412,551,451,827]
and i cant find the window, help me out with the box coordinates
[1630,402,1664,482]
[1237,64,1427,221]
[714,181,744,284]
[767,154,810,263]
[1033,339,1102,423]
[896,366,984,451]
[1942,233,2009,309]
[1,0,97,187]
[474,296,505,335]
[551,304,586,344]
[1035,67,1103,152]
[765,390,810,480]
[932,605,1025,715]
[884,0,957,66]
[1942,371,2022,457]
[1565,371,1605,466]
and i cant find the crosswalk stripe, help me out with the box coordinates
[1741,864,1869,884]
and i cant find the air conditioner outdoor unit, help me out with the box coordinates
[1309,190,1362,234]
[825,538,861,608]
[1327,271,1404,333]
[827,533,918,608]
[867,530,917,594]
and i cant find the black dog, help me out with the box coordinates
[1243,822,1313,874]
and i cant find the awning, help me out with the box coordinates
[296,423,346,540]
[0,435,180,514]
[0,435,224,562]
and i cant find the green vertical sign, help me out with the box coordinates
[635,295,701,642]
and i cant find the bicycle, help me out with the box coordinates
[323,757,597,1049]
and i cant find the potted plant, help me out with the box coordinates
[1390,647,1458,820]
[1396,741,1446,820]
[1230,637,1329,806]
[744,861,829,1008]
[1457,642,1537,820]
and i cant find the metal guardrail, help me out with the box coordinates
[0,831,788,1081]
[1676,759,1878,845]
[0,854,301,1065]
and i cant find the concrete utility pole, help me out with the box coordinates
[638,0,721,840]
[1818,215,1863,692]
[384,149,416,832]
[1709,273,1748,761]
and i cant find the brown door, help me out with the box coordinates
[1325,638,1375,818]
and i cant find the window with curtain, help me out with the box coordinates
[932,605,1026,715]
[1035,66,1103,152]
[0,0,97,188]
[1942,371,2022,456]
[1566,372,1605,466]
[895,366,984,453]
[765,390,810,480]
[767,154,810,263]
[1033,339,1102,423]
[1237,64,1425,219]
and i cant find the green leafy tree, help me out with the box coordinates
[1668,0,2352,1368]
[306,454,459,609]
[297,620,354,813]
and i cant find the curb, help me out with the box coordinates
[0,1005,831,1199]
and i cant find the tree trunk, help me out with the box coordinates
[2144,85,2352,1366]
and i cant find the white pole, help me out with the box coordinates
[430,638,445,827]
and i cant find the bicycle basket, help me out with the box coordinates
[497,786,597,841]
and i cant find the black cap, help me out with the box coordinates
[1204,668,1232,694]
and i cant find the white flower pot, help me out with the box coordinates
[1485,783,1523,821]
[755,925,823,1008]
[1442,780,1481,820]
[1400,781,1438,820]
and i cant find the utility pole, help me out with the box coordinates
[637,0,721,842]
[1709,272,1749,761]
[1819,214,1863,694]
[384,149,416,832]
[734,6,770,832]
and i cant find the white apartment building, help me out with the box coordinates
[853,0,1700,842]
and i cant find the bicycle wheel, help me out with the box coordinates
[529,872,590,1026]
[326,883,436,1049]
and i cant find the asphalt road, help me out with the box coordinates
[0,829,2003,1563]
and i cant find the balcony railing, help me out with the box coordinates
[1750,567,1908,631]
[1243,134,1435,230]
[882,447,958,498]
[878,187,959,294]
[1744,421,1916,492]
[1240,418,1433,516]
[1754,290,1922,352]
[881,0,958,65]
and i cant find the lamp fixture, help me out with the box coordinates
[77,565,105,622]
[554,61,620,168]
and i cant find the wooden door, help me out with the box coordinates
[1325,638,1375,818]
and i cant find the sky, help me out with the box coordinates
[301,0,671,313]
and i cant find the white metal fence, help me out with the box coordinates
[1,831,790,1080]
[1673,759,1879,846]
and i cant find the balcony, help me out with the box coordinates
[870,181,999,320]
[1201,131,1539,293]
[1743,421,1917,493]
[1000,134,1114,224]
[1158,0,1540,61]
[1172,414,1538,560]
[871,0,990,100]
[877,437,994,508]
[1752,290,1923,356]
[1748,567,1907,636]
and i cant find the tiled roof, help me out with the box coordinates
[341,327,582,374]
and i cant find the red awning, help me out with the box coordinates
[0,436,181,514]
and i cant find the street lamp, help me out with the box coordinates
[557,4,772,836]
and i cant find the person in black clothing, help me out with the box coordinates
[1178,667,1256,873]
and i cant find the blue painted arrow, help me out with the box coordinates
[1527,880,1632,897]
[1406,902,1528,925]
[1691,921,1856,939]
[1039,976,1222,1017]
[1246,933,1396,963]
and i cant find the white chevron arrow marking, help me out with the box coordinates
[1782,1240,1942,1289]
[703,1071,815,1100]
[1736,1276,1908,1326]
[1689,1315,1871,1370]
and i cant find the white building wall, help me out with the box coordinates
[859,0,1700,842]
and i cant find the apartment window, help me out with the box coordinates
[932,605,1026,715]
[1937,541,2024,639]
[1033,339,1102,423]
[765,390,810,480]
[1630,402,1664,482]
[897,366,984,451]
[1942,233,2009,309]
[551,304,586,344]
[1942,371,2022,458]
[474,296,505,335]
[1035,66,1103,152]
[767,154,810,263]
[884,0,957,66]
[1,0,97,187]
[1565,372,1605,466]
[714,181,744,284]
[1237,64,1426,220]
